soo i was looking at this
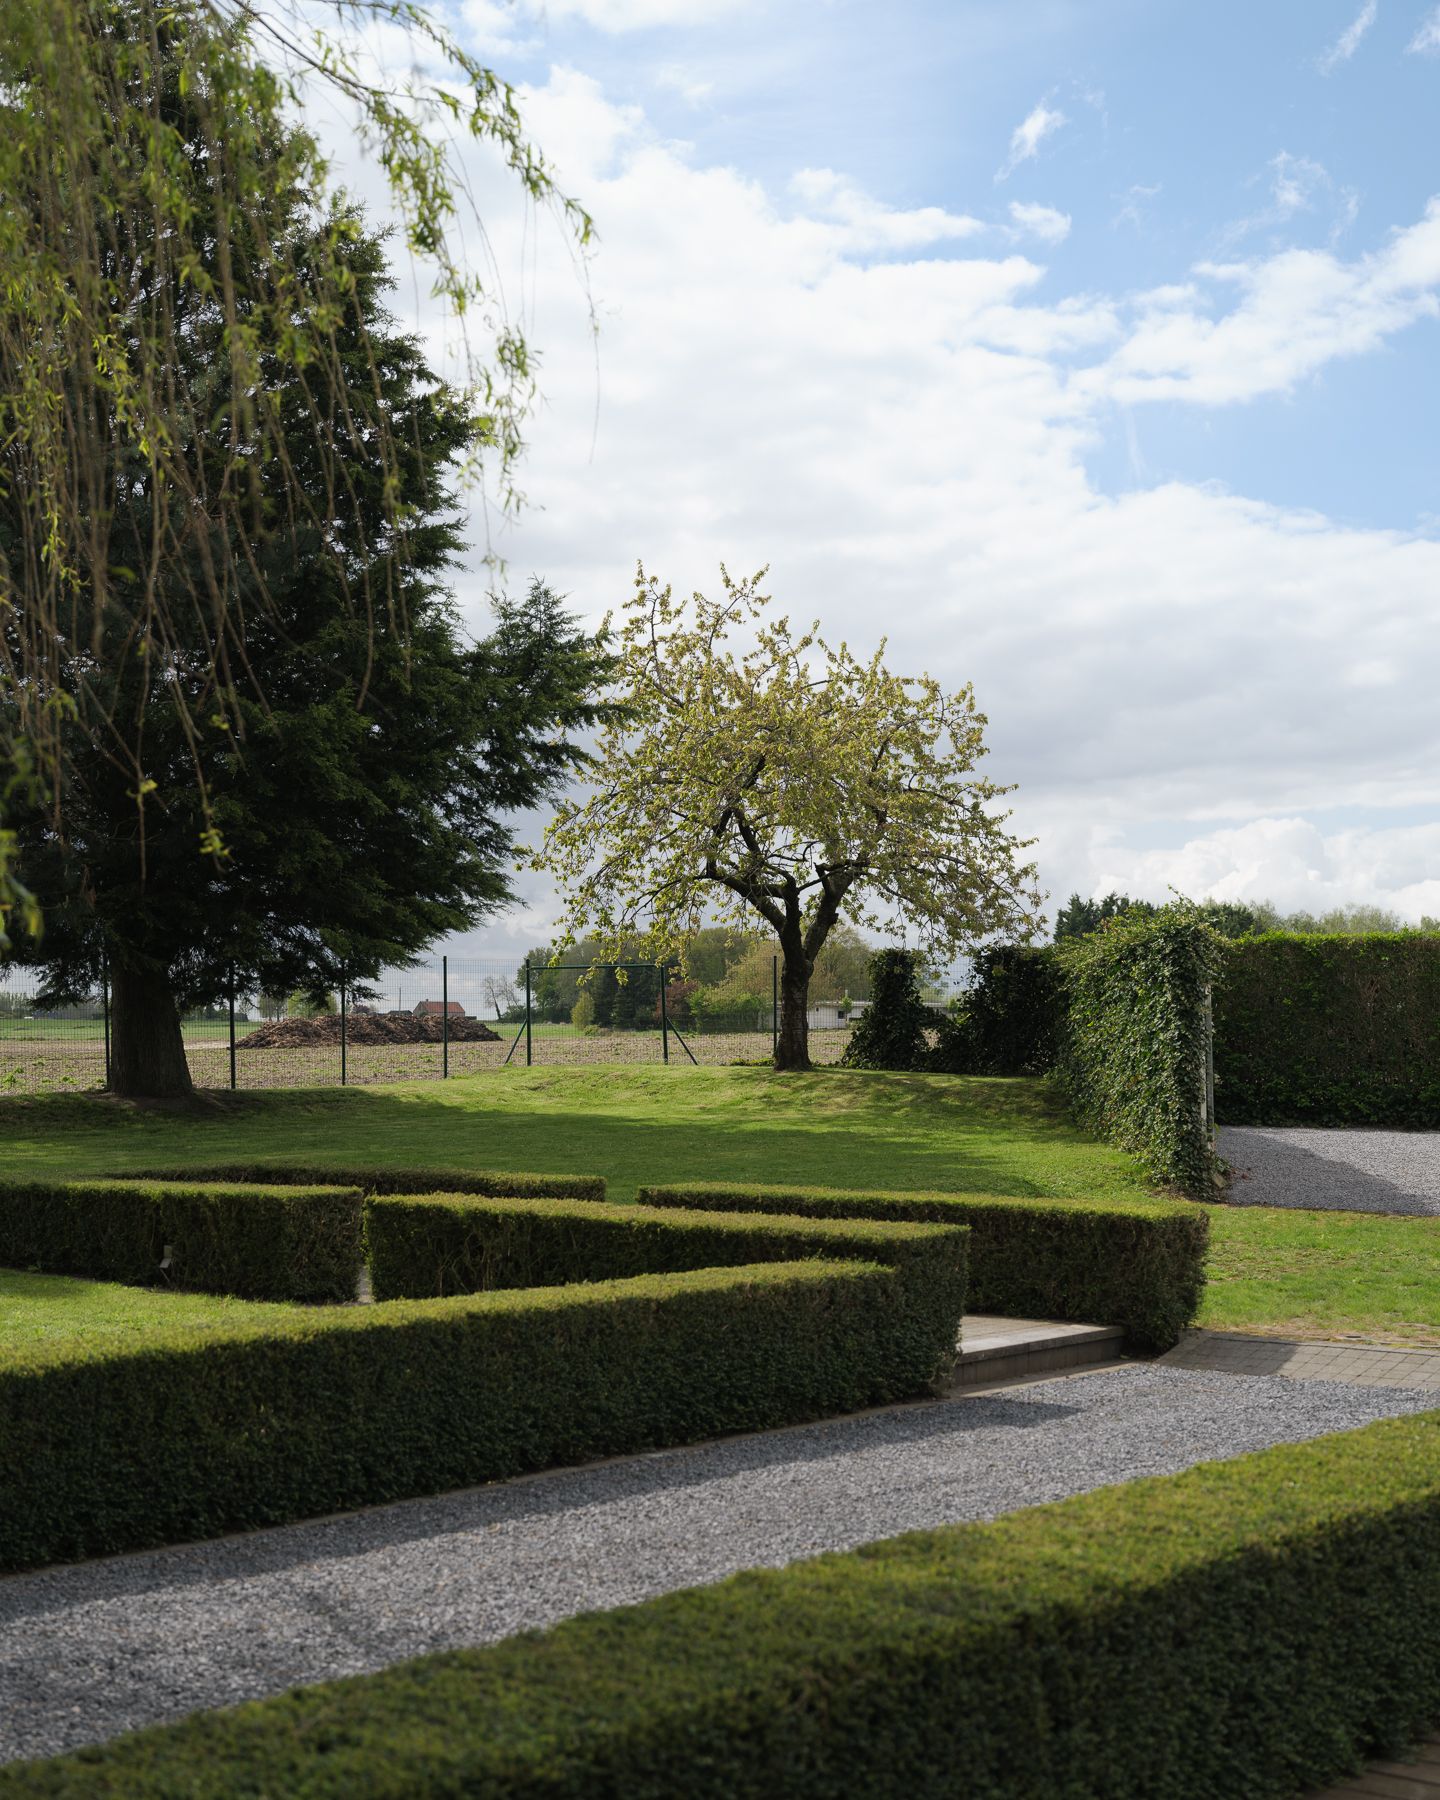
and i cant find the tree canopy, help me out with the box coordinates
[4,189,611,1096]
[0,0,589,938]
[537,565,1042,1069]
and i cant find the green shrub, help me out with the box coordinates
[0,1179,362,1303]
[11,1410,1440,1798]
[929,945,1062,1076]
[1055,906,1226,1195]
[840,949,933,1070]
[0,1249,960,1573]
[125,1162,605,1201]
[365,1192,967,1382]
[637,1181,1203,1352]
[1215,933,1440,1126]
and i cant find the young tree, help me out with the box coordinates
[0,0,590,934]
[5,195,611,1095]
[538,567,1043,1070]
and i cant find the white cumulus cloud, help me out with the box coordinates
[1008,201,1071,244]
[996,100,1067,181]
[1318,0,1379,71]
[1408,5,1440,51]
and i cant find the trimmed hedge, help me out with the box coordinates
[637,1181,1204,1352]
[365,1192,967,1384]
[929,945,1063,1076]
[0,1178,362,1303]
[125,1161,606,1202]
[9,1410,1440,1798]
[1055,907,1226,1196]
[0,1247,960,1573]
[1216,933,1440,1126]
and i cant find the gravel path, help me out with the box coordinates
[3,1364,1433,1766]
[1220,1125,1440,1215]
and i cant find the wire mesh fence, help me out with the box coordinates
[0,956,968,1094]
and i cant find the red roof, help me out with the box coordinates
[413,1000,466,1017]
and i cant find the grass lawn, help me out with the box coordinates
[3,1065,1439,1345]
[0,1267,315,1356]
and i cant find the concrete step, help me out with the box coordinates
[952,1314,1125,1389]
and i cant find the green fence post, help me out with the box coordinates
[442,954,449,1080]
[228,968,237,1092]
[525,961,533,1067]
[102,956,111,1089]
[340,971,348,1087]
[660,964,670,1063]
[772,956,778,1058]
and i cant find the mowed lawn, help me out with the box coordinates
[4,1064,1440,1345]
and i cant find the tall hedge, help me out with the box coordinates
[1055,908,1226,1196]
[1215,933,1440,1126]
[11,1410,1440,1797]
[930,945,1062,1076]
[840,950,933,1071]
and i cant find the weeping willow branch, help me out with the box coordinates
[0,0,591,944]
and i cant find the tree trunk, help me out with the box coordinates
[109,961,194,1099]
[774,954,812,1072]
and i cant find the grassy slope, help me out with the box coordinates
[0,1268,314,1354]
[2,1066,1438,1344]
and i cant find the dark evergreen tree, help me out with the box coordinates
[3,198,612,1096]
[1053,892,1157,942]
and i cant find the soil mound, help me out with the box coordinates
[240,1013,501,1049]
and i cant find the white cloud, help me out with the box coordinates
[996,100,1067,181]
[789,170,984,253]
[1113,182,1161,232]
[1318,0,1379,71]
[1008,201,1071,244]
[528,0,749,26]
[306,68,1440,935]
[1089,198,1440,404]
[1085,817,1440,922]
[1408,5,1440,51]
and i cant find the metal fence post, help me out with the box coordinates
[772,956,778,1058]
[102,956,111,1088]
[340,971,348,1087]
[660,964,670,1064]
[524,961,533,1067]
[442,954,449,1079]
[228,968,237,1092]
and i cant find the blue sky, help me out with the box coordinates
[322,0,1440,955]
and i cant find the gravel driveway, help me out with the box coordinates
[2,1363,1432,1767]
[1220,1125,1440,1215]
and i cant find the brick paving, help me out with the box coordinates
[1157,1330,1440,1390]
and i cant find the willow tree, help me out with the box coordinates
[0,0,589,944]
[539,567,1044,1070]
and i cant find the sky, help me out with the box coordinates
[308,0,1440,963]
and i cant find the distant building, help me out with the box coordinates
[414,1000,466,1019]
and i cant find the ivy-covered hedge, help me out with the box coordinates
[11,1410,1440,1797]
[1215,933,1440,1126]
[0,1248,959,1573]
[1055,909,1226,1196]
[126,1162,606,1202]
[0,1179,362,1303]
[365,1193,967,1383]
[638,1181,1204,1351]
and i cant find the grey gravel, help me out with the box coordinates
[2,1363,1433,1766]
[1220,1124,1440,1214]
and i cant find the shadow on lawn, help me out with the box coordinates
[0,1084,1073,1199]
[0,1384,1083,1615]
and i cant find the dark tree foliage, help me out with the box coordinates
[840,950,934,1072]
[3,213,612,1097]
[1053,892,1157,941]
[931,946,1062,1076]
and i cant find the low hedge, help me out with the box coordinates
[637,1181,1206,1352]
[0,1251,956,1573]
[0,1178,362,1303]
[10,1410,1440,1797]
[125,1162,606,1202]
[1216,933,1440,1126]
[365,1192,967,1384]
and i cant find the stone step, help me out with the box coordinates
[952,1314,1126,1389]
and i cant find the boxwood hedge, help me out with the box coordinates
[126,1162,606,1202]
[636,1181,1205,1352]
[7,1410,1440,1797]
[0,1178,362,1303]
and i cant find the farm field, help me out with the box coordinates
[4,1066,1440,1345]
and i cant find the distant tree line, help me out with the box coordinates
[1054,895,1439,943]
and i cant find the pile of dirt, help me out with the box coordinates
[240,1012,502,1049]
